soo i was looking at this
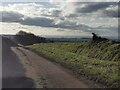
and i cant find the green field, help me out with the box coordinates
[27,41,119,88]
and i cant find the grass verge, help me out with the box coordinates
[27,41,119,88]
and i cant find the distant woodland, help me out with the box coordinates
[14,31,46,45]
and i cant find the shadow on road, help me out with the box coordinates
[2,77,34,88]
[2,37,35,88]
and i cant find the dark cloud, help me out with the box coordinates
[0,11,24,22]
[41,9,61,17]
[54,22,92,31]
[65,14,79,18]
[50,9,61,17]
[0,11,54,27]
[102,2,119,18]
[64,2,118,18]
[75,2,117,13]
[1,11,92,31]
[103,9,119,18]
[59,17,65,20]
[20,17,54,27]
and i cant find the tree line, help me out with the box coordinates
[14,31,46,45]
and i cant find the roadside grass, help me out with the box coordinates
[27,41,119,88]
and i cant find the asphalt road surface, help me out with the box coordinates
[2,38,89,88]
[2,38,34,88]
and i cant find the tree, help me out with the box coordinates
[92,33,108,42]
[14,31,46,45]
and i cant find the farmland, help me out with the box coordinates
[28,41,119,88]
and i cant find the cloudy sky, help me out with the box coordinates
[0,0,119,38]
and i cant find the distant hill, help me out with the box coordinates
[46,37,92,42]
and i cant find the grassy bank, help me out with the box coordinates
[27,41,119,88]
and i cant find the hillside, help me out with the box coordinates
[28,41,119,88]
[45,41,119,61]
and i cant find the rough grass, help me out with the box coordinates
[27,41,119,88]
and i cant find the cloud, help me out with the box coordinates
[1,3,43,17]
[66,0,119,2]
[1,2,63,18]
[75,2,115,13]
[1,2,118,37]
[0,10,54,27]
[0,11,24,22]
[57,29,65,31]
[41,8,62,17]
[49,8,61,17]
[104,10,119,18]
[53,20,93,32]
[103,5,119,18]
[61,2,119,18]
[20,17,54,27]
[49,0,66,3]
[1,6,92,30]
[0,10,118,35]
